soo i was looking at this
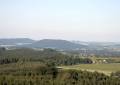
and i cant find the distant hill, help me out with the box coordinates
[21,39,86,50]
[0,38,35,45]
[72,41,120,50]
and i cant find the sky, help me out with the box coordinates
[0,0,120,42]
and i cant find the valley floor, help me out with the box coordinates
[59,63,120,76]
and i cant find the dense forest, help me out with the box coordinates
[0,48,92,65]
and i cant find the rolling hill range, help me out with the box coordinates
[20,39,86,50]
[1,38,120,52]
[0,38,35,45]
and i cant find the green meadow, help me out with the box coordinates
[60,63,120,76]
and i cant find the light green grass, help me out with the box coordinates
[60,63,120,76]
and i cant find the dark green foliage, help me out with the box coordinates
[0,47,6,55]
[0,48,93,65]
[0,47,6,52]
[0,58,18,64]
[0,68,120,85]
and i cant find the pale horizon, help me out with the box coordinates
[0,0,120,42]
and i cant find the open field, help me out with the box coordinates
[0,61,119,76]
[60,63,120,76]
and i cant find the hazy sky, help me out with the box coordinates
[0,0,120,42]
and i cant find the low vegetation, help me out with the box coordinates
[60,63,120,76]
[0,47,120,85]
[0,62,120,85]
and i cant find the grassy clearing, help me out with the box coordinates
[60,63,120,76]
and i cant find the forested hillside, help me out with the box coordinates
[19,39,86,50]
[0,38,35,45]
[0,48,92,65]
